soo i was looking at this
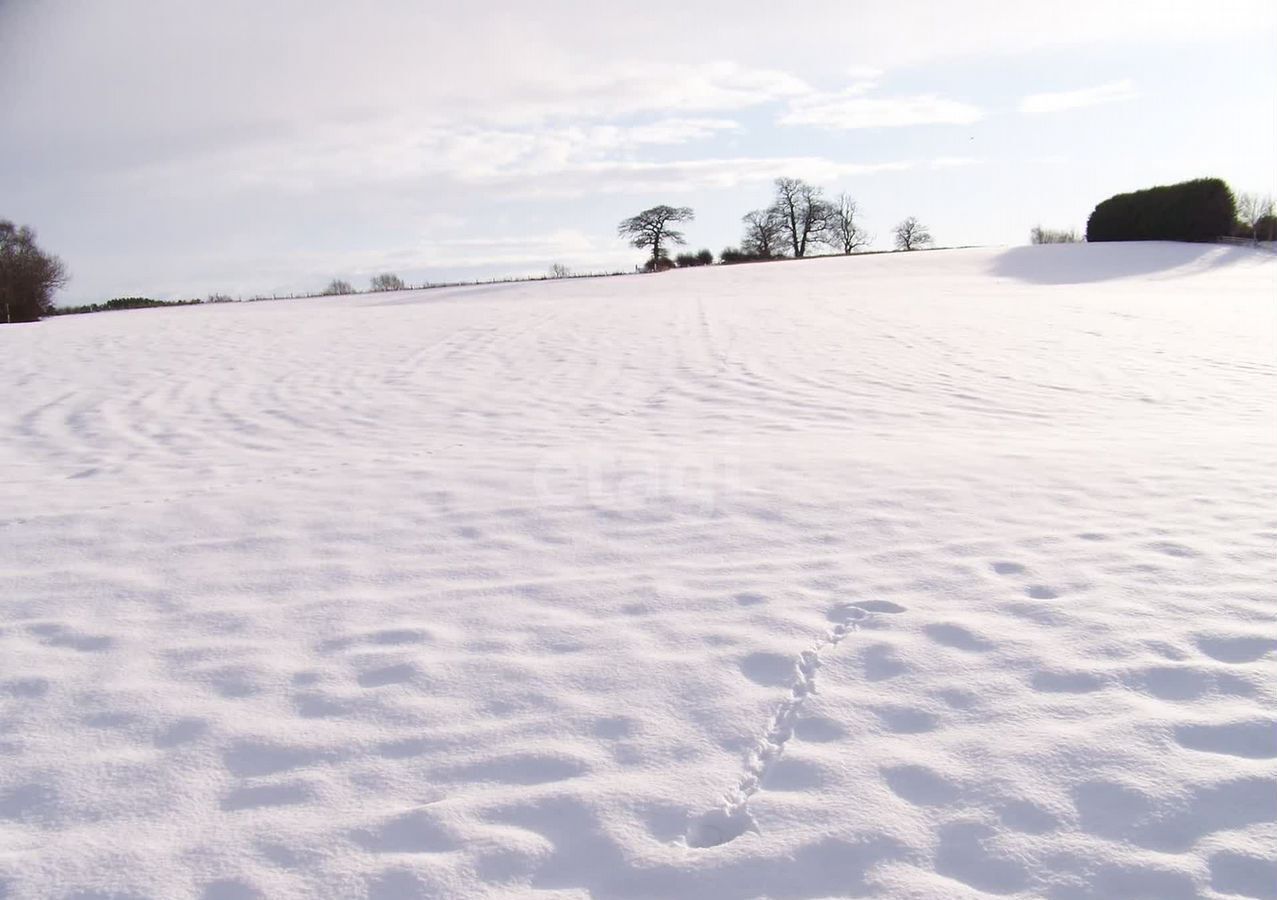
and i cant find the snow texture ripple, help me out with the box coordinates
[1,243,1275,899]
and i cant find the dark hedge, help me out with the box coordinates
[1086,178,1236,243]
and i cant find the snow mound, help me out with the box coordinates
[1,243,1274,898]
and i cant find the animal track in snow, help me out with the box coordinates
[685,600,904,849]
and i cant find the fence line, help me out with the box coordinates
[52,268,638,316]
[1217,236,1277,253]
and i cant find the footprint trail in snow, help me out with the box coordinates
[686,599,906,848]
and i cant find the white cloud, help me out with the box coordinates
[780,87,983,129]
[6,1,1271,301]
[3,2,1265,152]
[458,61,811,129]
[502,157,916,196]
[1019,79,1140,114]
[380,230,634,272]
[613,118,741,145]
[845,65,886,81]
[930,157,981,170]
[119,117,744,194]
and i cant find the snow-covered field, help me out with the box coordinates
[2,243,1275,899]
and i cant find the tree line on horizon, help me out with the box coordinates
[618,177,934,272]
[3,178,1274,323]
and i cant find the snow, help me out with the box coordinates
[1,242,1275,899]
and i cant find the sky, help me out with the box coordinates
[3,0,1276,304]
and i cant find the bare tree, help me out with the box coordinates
[769,177,831,258]
[741,208,786,258]
[321,279,354,296]
[1236,192,1275,243]
[618,205,694,270]
[1029,225,1079,244]
[893,217,933,251]
[370,273,405,292]
[823,193,870,254]
[548,263,572,278]
[0,219,68,324]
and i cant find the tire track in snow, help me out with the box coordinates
[686,599,905,849]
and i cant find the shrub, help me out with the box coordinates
[1030,226,1079,244]
[322,279,354,296]
[370,273,405,292]
[675,249,714,268]
[548,263,571,278]
[720,247,773,265]
[1085,178,1236,243]
[643,257,676,273]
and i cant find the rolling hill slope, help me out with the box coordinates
[1,243,1274,899]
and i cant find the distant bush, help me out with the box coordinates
[370,273,405,292]
[1030,225,1079,244]
[548,263,571,278]
[643,257,676,272]
[206,293,235,303]
[322,279,354,296]
[719,246,772,265]
[102,297,169,310]
[675,249,714,267]
[1086,178,1235,243]
[50,296,202,316]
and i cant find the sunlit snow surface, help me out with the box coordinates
[2,244,1275,899]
